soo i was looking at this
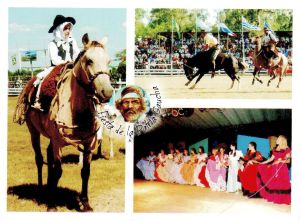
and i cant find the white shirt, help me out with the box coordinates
[262,31,278,46]
[48,37,80,65]
[203,33,218,48]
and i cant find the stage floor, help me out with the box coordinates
[134,179,291,214]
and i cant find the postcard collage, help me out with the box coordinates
[1,0,300,221]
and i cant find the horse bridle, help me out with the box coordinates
[72,50,111,99]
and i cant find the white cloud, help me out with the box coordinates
[9,23,47,34]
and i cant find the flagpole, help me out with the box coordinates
[171,16,173,73]
[242,16,245,63]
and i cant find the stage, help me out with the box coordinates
[134,179,291,213]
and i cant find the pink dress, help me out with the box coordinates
[257,147,291,204]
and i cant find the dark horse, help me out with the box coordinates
[183,49,248,89]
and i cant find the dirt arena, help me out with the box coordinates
[134,179,291,213]
[135,75,292,99]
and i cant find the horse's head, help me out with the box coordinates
[183,58,194,80]
[74,33,114,103]
[251,36,261,45]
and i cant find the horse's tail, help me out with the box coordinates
[13,78,35,125]
[238,60,249,72]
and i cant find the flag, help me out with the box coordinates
[242,17,261,31]
[264,19,275,35]
[196,18,210,31]
[219,23,236,37]
[11,54,17,66]
[172,18,180,39]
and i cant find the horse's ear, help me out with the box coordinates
[100,37,108,47]
[82,33,90,48]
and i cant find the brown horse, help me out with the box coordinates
[13,33,113,211]
[251,36,289,88]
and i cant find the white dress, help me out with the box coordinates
[171,153,186,184]
[194,153,208,187]
[227,150,243,192]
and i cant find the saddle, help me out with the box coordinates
[28,63,73,112]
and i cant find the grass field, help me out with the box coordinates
[7,96,125,212]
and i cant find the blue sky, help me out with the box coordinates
[8,8,126,71]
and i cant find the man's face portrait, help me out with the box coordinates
[116,86,147,123]
[120,97,143,122]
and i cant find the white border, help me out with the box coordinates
[1,0,299,221]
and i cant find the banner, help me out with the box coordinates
[242,17,261,31]
[219,22,236,37]
[20,50,37,62]
[172,18,180,39]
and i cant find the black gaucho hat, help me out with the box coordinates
[48,15,76,33]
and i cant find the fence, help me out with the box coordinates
[8,79,126,96]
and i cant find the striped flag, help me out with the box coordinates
[242,17,261,31]
[219,23,236,37]
[172,18,180,39]
[264,19,275,35]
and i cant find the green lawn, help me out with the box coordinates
[7,96,125,212]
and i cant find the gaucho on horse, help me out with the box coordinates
[13,14,114,212]
[183,29,248,89]
[251,27,289,88]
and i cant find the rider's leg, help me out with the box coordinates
[32,67,53,111]
[210,45,221,78]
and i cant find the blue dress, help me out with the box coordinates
[136,155,156,180]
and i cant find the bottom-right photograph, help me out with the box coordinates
[134,108,291,214]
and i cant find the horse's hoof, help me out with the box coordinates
[78,196,93,212]
[47,206,58,212]
[259,80,263,84]
[189,86,195,90]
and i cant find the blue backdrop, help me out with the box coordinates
[237,135,270,158]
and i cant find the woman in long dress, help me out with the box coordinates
[165,149,176,183]
[227,142,244,193]
[238,142,264,197]
[136,150,156,180]
[171,148,186,184]
[181,148,198,185]
[206,145,228,191]
[155,149,168,182]
[194,146,209,187]
[257,135,291,204]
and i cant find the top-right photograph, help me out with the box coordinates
[134,9,292,99]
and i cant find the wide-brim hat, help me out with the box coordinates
[48,15,76,33]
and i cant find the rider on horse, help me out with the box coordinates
[32,15,80,110]
[262,26,279,67]
[200,29,221,78]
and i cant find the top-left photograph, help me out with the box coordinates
[8,8,126,212]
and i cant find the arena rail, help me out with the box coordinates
[8,80,126,96]
[134,68,265,76]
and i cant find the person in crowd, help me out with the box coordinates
[227,142,244,193]
[194,146,209,187]
[257,135,291,204]
[238,141,264,197]
[155,149,167,182]
[136,150,157,181]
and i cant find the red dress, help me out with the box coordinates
[257,148,291,204]
[238,150,263,192]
